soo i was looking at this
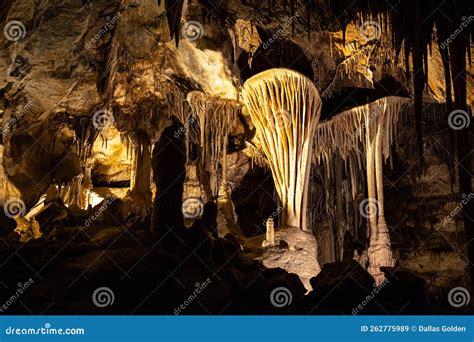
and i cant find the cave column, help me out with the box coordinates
[367,102,396,285]
[242,68,321,230]
[130,132,152,203]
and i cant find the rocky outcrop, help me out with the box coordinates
[246,226,321,291]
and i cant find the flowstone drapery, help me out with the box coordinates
[242,68,322,231]
[187,91,239,197]
[186,91,241,236]
[313,96,410,284]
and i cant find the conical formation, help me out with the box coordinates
[242,68,322,231]
[313,96,410,284]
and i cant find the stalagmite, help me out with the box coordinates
[242,68,322,231]
[129,132,152,203]
[182,161,207,227]
[313,96,409,284]
[262,217,275,247]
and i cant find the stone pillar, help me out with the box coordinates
[262,217,275,247]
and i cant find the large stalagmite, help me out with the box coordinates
[313,96,410,284]
[242,68,322,231]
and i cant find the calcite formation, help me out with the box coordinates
[0,0,471,315]
[314,97,409,283]
[242,68,322,231]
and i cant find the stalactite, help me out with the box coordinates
[186,91,239,196]
[130,131,152,203]
[321,44,376,99]
[242,68,322,231]
[62,117,98,209]
[244,141,268,169]
[313,96,409,283]
[159,0,185,47]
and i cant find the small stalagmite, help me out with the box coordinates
[262,217,275,247]
[242,68,322,231]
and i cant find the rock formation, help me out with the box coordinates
[242,68,322,231]
[0,0,471,314]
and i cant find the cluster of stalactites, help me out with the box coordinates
[61,117,99,209]
[313,96,410,201]
[186,90,239,195]
[242,68,322,231]
[313,96,409,284]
